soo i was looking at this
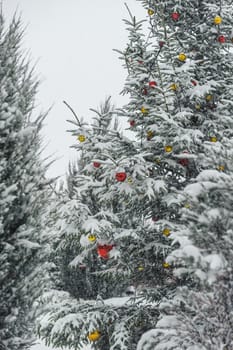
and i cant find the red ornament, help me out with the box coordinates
[218,35,226,43]
[171,12,180,21]
[142,88,148,95]
[129,120,136,127]
[191,80,197,86]
[79,264,86,269]
[93,162,101,168]
[115,172,127,182]
[149,81,157,88]
[138,60,143,64]
[152,216,159,222]
[159,41,165,48]
[97,244,114,259]
[179,151,189,167]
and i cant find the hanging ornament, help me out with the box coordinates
[147,130,154,140]
[88,330,101,342]
[206,94,213,101]
[178,53,186,62]
[171,12,180,21]
[97,244,114,259]
[163,262,170,268]
[214,16,222,25]
[129,120,136,127]
[115,171,127,182]
[127,177,133,184]
[152,215,159,222]
[179,151,189,166]
[191,80,197,86]
[210,136,217,142]
[195,104,201,110]
[165,145,173,153]
[217,165,225,171]
[141,106,149,114]
[77,134,86,142]
[159,41,165,48]
[138,265,144,271]
[149,81,157,88]
[163,228,171,237]
[148,9,154,16]
[218,35,226,43]
[170,83,178,91]
[88,234,97,242]
[138,60,143,64]
[142,87,148,95]
[184,203,191,209]
[93,162,101,168]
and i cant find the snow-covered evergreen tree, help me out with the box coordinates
[0,13,52,350]
[38,0,233,348]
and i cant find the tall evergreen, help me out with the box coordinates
[38,0,233,349]
[0,13,51,350]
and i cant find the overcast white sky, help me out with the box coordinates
[3,0,144,179]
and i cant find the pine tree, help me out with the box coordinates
[38,0,233,348]
[0,13,51,350]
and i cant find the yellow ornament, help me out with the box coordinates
[77,134,86,142]
[210,136,217,142]
[148,9,154,16]
[206,94,213,101]
[217,165,225,171]
[214,16,222,25]
[154,158,161,164]
[127,177,133,184]
[88,234,96,242]
[165,145,173,153]
[195,104,201,110]
[178,53,186,62]
[184,203,191,209]
[163,228,171,237]
[170,83,178,91]
[88,330,101,342]
[141,106,149,114]
[147,130,154,140]
[163,262,170,268]
[138,265,144,271]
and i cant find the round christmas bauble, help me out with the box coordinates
[191,80,197,86]
[165,145,173,153]
[148,9,154,16]
[171,12,180,21]
[138,265,144,271]
[142,88,148,95]
[141,106,149,114]
[214,16,222,25]
[77,134,86,142]
[88,330,101,342]
[115,172,127,182]
[97,244,113,259]
[147,130,154,140]
[206,94,212,101]
[170,83,178,91]
[179,151,189,166]
[127,177,133,184]
[93,162,101,168]
[184,203,191,209]
[159,41,165,48]
[218,35,226,43]
[163,262,170,268]
[210,136,217,142]
[130,120,136,127]
[178,53,186,62]
[195,104,201,110]
[149,81,157,88]
[217,165,225,171]
[88,234,96,242]
[163,228,171,237]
